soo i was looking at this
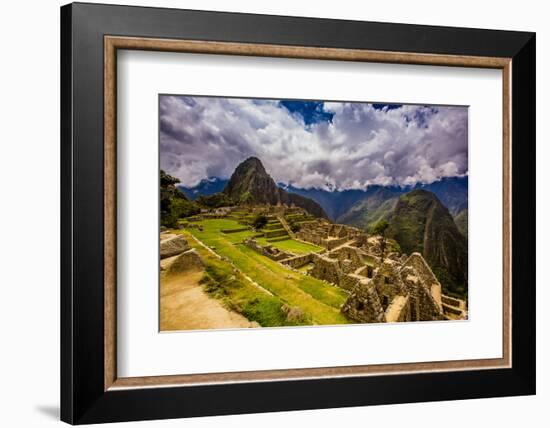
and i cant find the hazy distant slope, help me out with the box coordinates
[335,188,400,231]
[454,208,468,238]
[418,176,468,215]
[280,185,367,220]
[178,177,228,200]
[284,176,468,223]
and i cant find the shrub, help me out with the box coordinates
[252,214,268,230]
[289,221,301,233]
[159,169,200,227]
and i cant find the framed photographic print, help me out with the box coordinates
[60,2,536,424]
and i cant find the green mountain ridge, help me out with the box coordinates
[387,189,468,298]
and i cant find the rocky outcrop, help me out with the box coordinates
[160,234,190,259]
[165,248,204,274]
[281,304,306,322]
[223,157,328,219]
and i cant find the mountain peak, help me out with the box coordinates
[236,156,266,173]
[222,157,327,218]
[405,188,437,199]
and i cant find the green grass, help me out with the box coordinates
[183,219,350,325]
[176,230,308,327]
[256,237,323,255]
[297,263,313,273]
[192,218,257,244]
[263,228,288,238]
[263,222,283,230]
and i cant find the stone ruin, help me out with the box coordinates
[160,233,204,274]
[243,237,293,261]
[295,220,363,250]
[170,205,467,324]
[284,219,467,322]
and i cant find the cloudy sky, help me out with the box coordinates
[160,95,468,191]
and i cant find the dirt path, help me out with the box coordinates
[160,270,257,331]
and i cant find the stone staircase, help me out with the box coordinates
[276,214,296,239]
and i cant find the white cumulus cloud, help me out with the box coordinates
[160,95,468,190]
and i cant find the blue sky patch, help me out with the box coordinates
[280,100,334,125]
[372,103,403,111]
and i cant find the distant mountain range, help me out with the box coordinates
[180,175,468,233]
[179,177,228,200]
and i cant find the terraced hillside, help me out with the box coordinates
[180,217,350,326]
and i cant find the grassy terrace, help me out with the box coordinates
[255,237,322,255]
[181,218,349,325]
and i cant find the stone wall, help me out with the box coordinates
[355,265,374,279]
[372,260,407,310]
[330,246,375,273]
[280,253,313,269]
[442,295,463,307]
[296,220,363,249]
[323,236,349,250]
[341,281,385,323]
[310,254,342,285]
[402,252,442,309]
[296,230,325,246]
[384,295,410,322]
[400,271,443,321]
[441,294,467,319]
[417,284,445,320]
[340,273,362,291]
[243,238,292,261]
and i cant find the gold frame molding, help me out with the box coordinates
[104,35,512,391]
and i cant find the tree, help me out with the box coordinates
[289,221,301,233]
[160,169,200,228]
[371,219,390,257]
[252,214,268,230]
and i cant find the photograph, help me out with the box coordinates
[159,95,469,331]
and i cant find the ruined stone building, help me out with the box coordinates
[283,219,467,323]
[295,220,363,250]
